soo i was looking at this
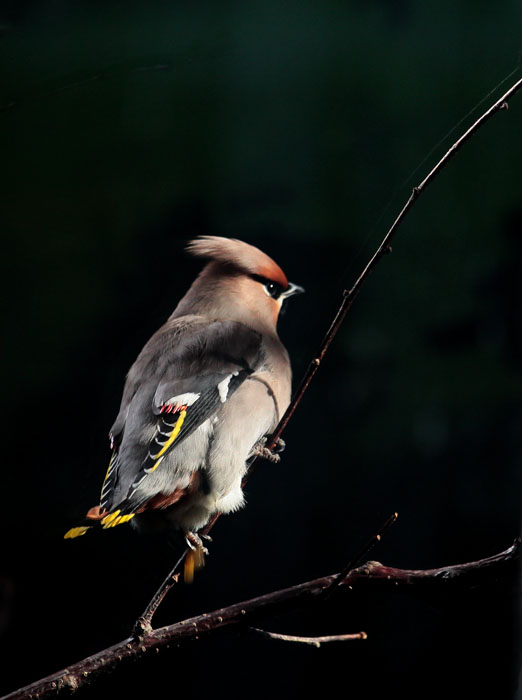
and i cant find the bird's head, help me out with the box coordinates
[177,236,304,331]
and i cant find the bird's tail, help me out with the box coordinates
[64,504,135,539]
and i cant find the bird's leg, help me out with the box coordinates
[251,436,286,464]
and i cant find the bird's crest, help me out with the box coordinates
[187,236,288,289]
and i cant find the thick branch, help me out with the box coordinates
[2,540,518,700]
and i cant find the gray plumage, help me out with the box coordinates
[65,236,303,540]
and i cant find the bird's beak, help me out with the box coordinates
[281,282,305,300]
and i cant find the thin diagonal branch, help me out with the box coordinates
[322,511,398,599]
[2,539,518,700]
[136,74,522,629]
[133,564,182,636]
[267,75,522,450]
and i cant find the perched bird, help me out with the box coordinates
[65,236,303,575]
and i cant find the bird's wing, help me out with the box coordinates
[99,320,263,518]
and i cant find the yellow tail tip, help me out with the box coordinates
[64,526,90,539]
[107,513,135,528]
[118,513,135,525]
[101,510,121,527]
[101,511,135,529]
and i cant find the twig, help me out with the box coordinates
[133,553,184,636]
[2,540,518,700]
[135,74,522,627]
[321,512,398,599]
[135,511,394,632]
[249,628,367,647]
[267,74,522,450]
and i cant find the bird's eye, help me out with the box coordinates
[263,281,282,299]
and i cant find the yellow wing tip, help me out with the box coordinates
[149,409,187,471]
[64,526,91,539]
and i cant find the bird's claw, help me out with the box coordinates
[185,531,209,555]
[251,436,285,464]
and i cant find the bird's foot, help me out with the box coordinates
[185,531,209,555]
[251,437,286,464]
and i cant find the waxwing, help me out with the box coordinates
[65,236,303,566]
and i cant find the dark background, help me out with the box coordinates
[1,1,521,698]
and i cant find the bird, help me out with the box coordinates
[64,236,303,577]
